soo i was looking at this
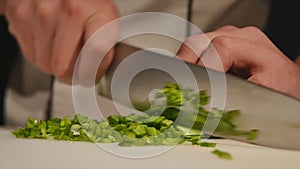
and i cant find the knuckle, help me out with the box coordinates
[35,2,54,20]
[177,44,193,58]
[223,25,238,29]
[242,26,269,41]
[218,25,238,31]
[184,35,199,45]
[178,43,191,53]
[8,4,27,22]
[183,35,204,49]
[103,1,118,13]
[181,41,197,55]
[88,41,107,55]
[242,26,263,35]
[184,37,196,47]
[63,0,83,17]
[180,34,210,57]
[212,36,234,49]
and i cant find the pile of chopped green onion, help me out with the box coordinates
[12,83,258,160]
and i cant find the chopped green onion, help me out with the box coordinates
[212,149,232,160]
[12,82,260,160]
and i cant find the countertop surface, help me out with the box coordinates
[1,128,299,169]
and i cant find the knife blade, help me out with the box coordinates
[99,43,300,150]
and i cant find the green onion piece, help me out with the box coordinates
[212,149,232,160]
[198,142,216,147]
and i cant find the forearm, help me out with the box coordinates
[0,0,6,15]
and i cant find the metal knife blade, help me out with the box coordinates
[100,43,300,150]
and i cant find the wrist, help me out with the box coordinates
[0,0,7,16]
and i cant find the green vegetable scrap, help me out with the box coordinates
[108,114,184,146]
[212,149,232,160]
[145,82,259,140]
[12,114,202,146]
[12,115,122,143]
[12,82,259,160]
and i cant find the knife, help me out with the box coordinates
[99,43,300,150]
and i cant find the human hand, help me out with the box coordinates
[177,26,300,100]
[4,0,119,83]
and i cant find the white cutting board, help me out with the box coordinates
[1,128,299,169]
